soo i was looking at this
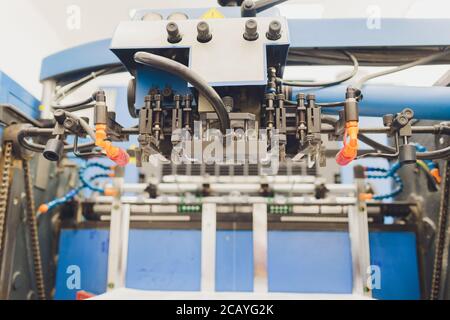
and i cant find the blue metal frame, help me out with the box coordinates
[288,18,450,48]
[0,71,40,119]
[54,228,421,300]
[292,85,450,120]
[40,18,450,82]
[40,39,120,81]
[39,16,450,119]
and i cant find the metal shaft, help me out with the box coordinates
[23,160,46,300]
[430,159,450,300]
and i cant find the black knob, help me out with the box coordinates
[244,19,258,41]
[167,22,182,43]
[53,109,66,125]
[43,138,65,162]
[266,20,282,40]
[197,21,212,43]
[241,0,256,17]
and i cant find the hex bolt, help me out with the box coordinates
[162,86,173,99]
[402,108,414,120]
[167,22,182,43]
[266,20,282,40]
[383,114,394,127]
[397,115,409,127]
[197,21,212,43]
[306,94,316,103]
[63,118,77,130]
[223,96,234,113]
[244,19,258,41]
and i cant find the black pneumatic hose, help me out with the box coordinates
[134,51,230,134]
[17,128,95,153]
[51,95,95,111]
[358,133,450,160]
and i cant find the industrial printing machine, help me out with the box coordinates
[1,0,450,300]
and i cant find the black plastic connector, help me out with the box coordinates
[344,87,359,122]
[43,138,64,162]
[399,144,417,165]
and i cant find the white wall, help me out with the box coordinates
[2,0,450,99]
[0,0,63,98]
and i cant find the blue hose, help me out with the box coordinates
[39,162,112,213]
[364,163,404,201]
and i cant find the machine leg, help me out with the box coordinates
[201,203,216,293]
[107,178,130,291]
[349,166,372,298]
[253,203,268,293]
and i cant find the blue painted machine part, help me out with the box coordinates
[55,229,421,300]
[135,67,191,109]
[40,39,120,81]
[292,84,450,120]
[40,18,450,82]
[39,7,279,82]
[0,71,40,138]
[0,71,40,118]
[288,18,450,48]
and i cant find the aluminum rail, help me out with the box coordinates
[91,195,357,205]
[119,183,356,195]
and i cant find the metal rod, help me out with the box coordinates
[253,203,268,293]
[201,203,216,292]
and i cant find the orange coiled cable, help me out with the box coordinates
[95,124,130,167]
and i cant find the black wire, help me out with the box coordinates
[51,94,95,110]
[280,51,359,88]
[284,99,345,108]
[17,128,95,153]
[358,134,396,154]
[416,163,440,192]
[317,101,346,108]
[321,115,339,125]
[418,146,450,160]
[134,51,230,134]
[356,137,450,160]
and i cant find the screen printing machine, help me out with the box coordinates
[2,0,450,300]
